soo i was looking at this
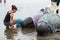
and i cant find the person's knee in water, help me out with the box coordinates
[3,5,17,29]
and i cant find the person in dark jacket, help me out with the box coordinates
[51,0,60,14]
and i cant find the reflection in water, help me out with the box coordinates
[22,27,36,34]
[21,27,37,40]
[4,28,17,40]
[37,32,60,40]
[4,27,60,40]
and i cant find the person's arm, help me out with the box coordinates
[10,13,14,25]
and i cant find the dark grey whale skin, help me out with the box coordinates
[36,13,60,36]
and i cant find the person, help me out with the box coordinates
[4,5,17,29]
[51,0,60,14]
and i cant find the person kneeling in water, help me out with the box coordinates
[4,5,17,29]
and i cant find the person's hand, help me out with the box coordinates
[9,25,15,29]
[10,13,14,21]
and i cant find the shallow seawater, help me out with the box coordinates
[4,27,60,40]
[0,0,60,40]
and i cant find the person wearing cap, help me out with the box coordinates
[51,0,60,14]
[4,5,18,29]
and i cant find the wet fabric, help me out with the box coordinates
[37,13,60,32]
[16,19,23,27]
[4,21,10,27]
[4,11,10,22]
[31,11,43,27]
[31,7,52,27]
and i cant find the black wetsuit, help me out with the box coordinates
[4,11,10,22]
